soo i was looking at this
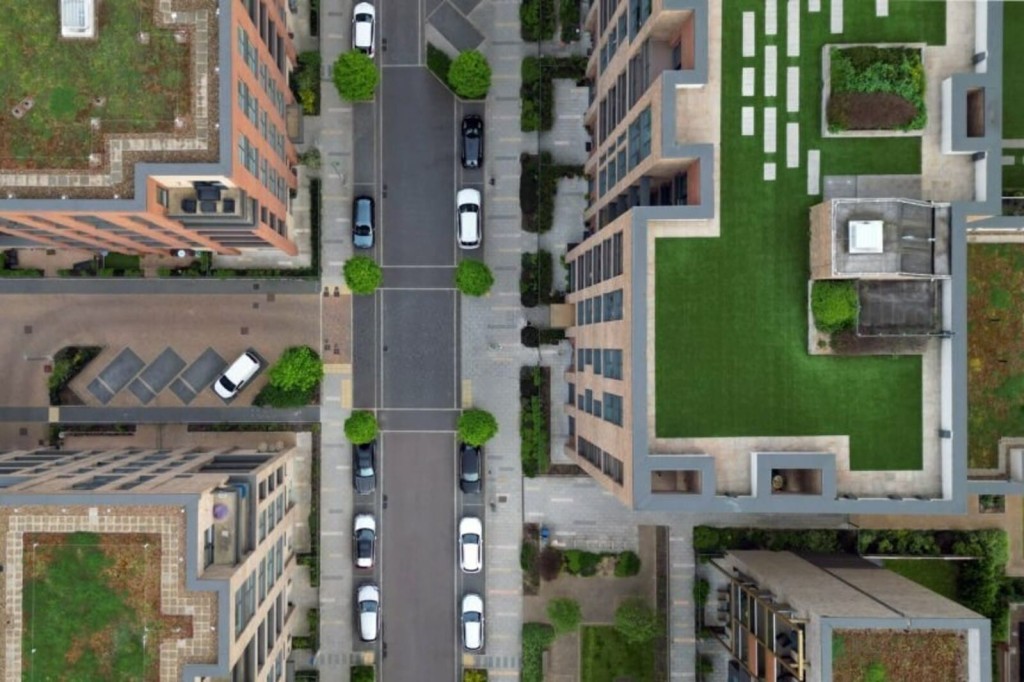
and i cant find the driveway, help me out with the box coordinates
[0,293,321,408]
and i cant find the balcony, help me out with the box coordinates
[769,468,823,496]
[650,469,701,494]
[167,181,245,219]
[209,483,252,566]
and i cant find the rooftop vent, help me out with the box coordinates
[848,220,884,254]
[61,0,95,39]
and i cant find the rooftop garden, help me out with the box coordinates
[655,0,947,470]
[0,0,191,170]
[967,243,1024,469]
[832,629,966,682]
[1004,1,1024,140]
[22,531,190,681]
[827,46,927,132]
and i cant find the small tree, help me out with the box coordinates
[351,666,375,682]
[345,410,378,444]
[448,50,492,99]
[456,259,494,296]
[333,50,380,101]
[547,597,582,634]
[458,408,498,445]
[614,598,658,643]
[811,280,859,333]
[614,550,641,577]
[269,346,324,393]
[344,256,383,294]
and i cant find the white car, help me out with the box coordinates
[461,593,484,651]
[459,516,483,573]
[213,351,261,400]
[456,188,482,249]
[352,2,375,57]
[353,514,376,569]
[357,584,380,642]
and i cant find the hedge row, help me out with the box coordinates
[520,152,584,232]
[521,56,587,131]
[520,366,550,477]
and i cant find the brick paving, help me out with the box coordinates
[1,508,218,682]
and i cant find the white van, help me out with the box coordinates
[213,351,261,400]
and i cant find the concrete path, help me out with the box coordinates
[0,278,319,294]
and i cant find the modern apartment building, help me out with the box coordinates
[0,445,302,682]
[564,0,1009,513]
[0,0,300,255]
[703,551,990,682]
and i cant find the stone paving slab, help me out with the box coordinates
[765,0,777,36]
[764,45,777,97]
[786,122,800,168]
[128,378,157,405]
[742,12,755,57]
[430,2,484,52]
[786,0,800,57]
[86,378,115,404]
[786,66,800,113]
[139,347,187,393]
[741,107,755,136]
[764,162,777,181]
[831,0,844,33]
[742,67,755,97]
[764,107,777,153]
[96,348,146,394]
[808,149,821,195]
[180,348,227,391]
[876,0,888,17]
[168,378,197,404]
[809,0,820,11]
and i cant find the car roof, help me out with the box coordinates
[462,593,483,612]
[457,188,481,205]
[353,2,375,17]
[459,517,482,536]
[358,584,379,601]
[354,514,376,532]
[224,352,259,382]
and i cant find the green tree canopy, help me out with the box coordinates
[458,408,498,446]
[546,598,582,634]
[333,50,380,101]
[448,50,492,99]
[614,598,658,643]
[344,256,383,294]
[455,259,495,296]
[345,411,379,444]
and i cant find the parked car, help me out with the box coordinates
[461,115,484,169]
[353,441,377,494]
[213,351,261,400]
[456,188,482,249]
[352,195,375,248]
[459,517,483,573]
[353,514,377,569]
[459,443,482,494]
[461,593,484,651]
[357,584,381,642]
[352,3,376,57]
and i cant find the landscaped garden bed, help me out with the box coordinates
[291,51,322,115]
[521,56,587,132]
[520,152,584,232]
[254,346,324,407]
[520,250,555,307]
[520,365,551,477]
[581,625,656,682]
[825,45,927,134]
[520,0,556,42]
[832,629,966,682]
[48,345,102,405]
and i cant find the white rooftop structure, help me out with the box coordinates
[848,219,884,254]
[61,0,95,39]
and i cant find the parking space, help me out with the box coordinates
[0,293,320,408]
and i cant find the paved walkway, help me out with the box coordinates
[0,278,319,294]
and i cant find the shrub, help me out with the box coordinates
[520,366,549,476]
[614,598,659,643]
[520,250,555,306]
[521,540,539,571]
[520,56,587,132]
[693,578,710,606]
[520,0,556,41]
[294,51,322,114]
[696,655,714,675]
[811,280,859,333]
[345,411,379,444]
[615,550,641,577]
[458,408,498,445]
[463,670,488,682]
[828,46,926,131]
[333,50,379,101]
[538,546,563,581]
[563,549,602,576]
[521,623,555,682]
[560,0,581,42]
[344,256,383,294]
[547,597,582,634]
[427,43,452,83]
[254,383,315,407]
[456,259,495,296]
[351,666,375,682]
[48,346,101,405]
[864,662,886,682]
[448,51,491,99]
[521,325,540,347]
[269,346,323,393]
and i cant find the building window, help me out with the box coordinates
[593,294,602,322]
[593,348,602,374]
[603,393,623,425]
[604,349,623,379]
[568,382,576,404]
[156,187,169,207]
[613,232,624,275]
[585,389,593,414]
[585,298,593,324]
[577,301,584,326]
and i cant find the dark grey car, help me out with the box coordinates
[459,443,482,494]
[353,441,377,494]
[353,195,375,249]
[461,115,483,169]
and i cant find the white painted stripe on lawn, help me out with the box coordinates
[831,0,844,33]
[766,0,778,36]
[787,122,800,168]
[876,0,889,17]
[787,0,800,57]
[786,66,800,112]
[764,107,777,153]
[743,12,756,57]
[808,149,821,195]
[742,67,756,96]
[742,107,755,136]
[809,0,821,12]
[1003,155,1017,165]
[764,162,777,181]
[765,45,777,97]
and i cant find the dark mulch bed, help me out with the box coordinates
[827,92,918,130]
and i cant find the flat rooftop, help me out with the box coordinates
[0,0,219,198]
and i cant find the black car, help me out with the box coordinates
[353,441,377,494]
[459,443,483,494]
[352,195,375,249]
[461,115,483,169]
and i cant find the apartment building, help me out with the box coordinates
[703,551,989,682]
[0,0,300,255]
[563,0,1008,514]
[0,445,302,682]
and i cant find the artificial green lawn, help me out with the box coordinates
[655,0,948,470]
[882,559,960,600]
[580,626,654,682]
[0,0,189,169]
[1004,150,1024,192]
[1004,2,1024,139]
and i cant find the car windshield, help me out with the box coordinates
[361,600,378,613]
[463,533,480,544]
[460,204,479,214]
[356,12,372,21]
[464,612,481,623]
[357,537,372,554]
[355,225,371,235]
[465,128,480,139]
[358,463,374,476]
[218,376,237,392]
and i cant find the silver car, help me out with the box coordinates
[459,516,483,573]
[461,593,484,651]
[357,584,380,642]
